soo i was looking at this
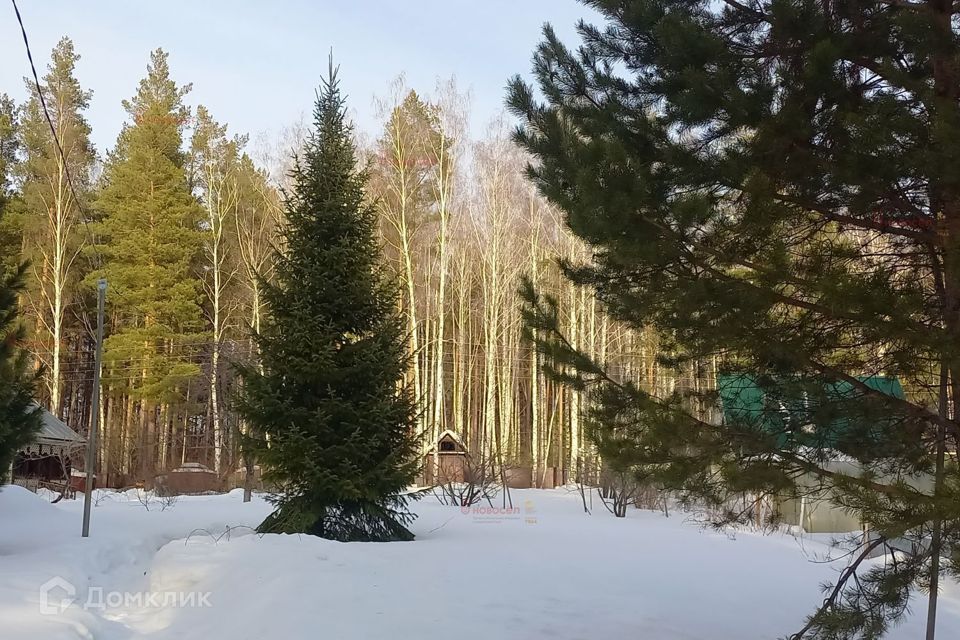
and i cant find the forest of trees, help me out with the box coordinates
[4,0,960,635]
[0,38,690,488]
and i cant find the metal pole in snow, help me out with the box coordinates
[81,278,106,537]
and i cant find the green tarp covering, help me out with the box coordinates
[717,374,905,448]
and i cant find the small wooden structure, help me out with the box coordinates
[423,430,468,485]
[154,462,220,495]
[12,405,85,496]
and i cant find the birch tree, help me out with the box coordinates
[191,106,243,474]
[425,81,468,444]
[471,118,526,459]
[372,84,438,444]
[234,155,281,347]
[0,94,20,281]
[18,37,95,417]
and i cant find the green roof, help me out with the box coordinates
[717,374,905,448]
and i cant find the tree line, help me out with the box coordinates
[1,38,681,487]
[6,0,958,634]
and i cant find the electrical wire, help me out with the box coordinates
[11,0,104,271]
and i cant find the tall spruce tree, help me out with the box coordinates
[509,1,960,638]
[237,63,419,541]
[96,49,204,479]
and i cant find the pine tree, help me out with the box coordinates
[237,63,419,541]
[96,49,204,480]
[509,1,960,638]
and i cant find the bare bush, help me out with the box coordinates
[134,488,178,512]
[432,451,500,507]
[574,456,596,514]
[632,483,670,517]
[598,469,642,518]
[93,487,125,507]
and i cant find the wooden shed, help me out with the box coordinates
[154,462,220,495]
[423,430,468,485]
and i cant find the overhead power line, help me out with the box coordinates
[10,0,103,270]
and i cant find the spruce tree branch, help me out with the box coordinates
[695,256,893,331]
[687,277,957,440]
[800,355,960,440]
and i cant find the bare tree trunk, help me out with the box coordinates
[234,159,280,500]
[568,277,581,474]
[430,132,451,443]
[926,363,949,640]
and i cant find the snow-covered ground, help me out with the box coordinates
[2,486,959,640]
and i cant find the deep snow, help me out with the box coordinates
[1,485,959,640]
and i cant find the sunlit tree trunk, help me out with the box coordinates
[233,154,281,500]
[202,153,239,475]
[374,85,429,445]
[19,39,93,417]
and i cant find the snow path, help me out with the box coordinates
[2,486,959,639]
[0,487,271,639]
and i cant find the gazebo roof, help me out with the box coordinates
[32,403,84,445]
[17,404,84,458]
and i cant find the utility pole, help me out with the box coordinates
[81,278,106,537]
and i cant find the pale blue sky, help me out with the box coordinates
[2,1,597,154]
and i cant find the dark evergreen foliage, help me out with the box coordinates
[0,97,40,481]
[0,94,22,282]
[237,63,420,541]
[0,258,42,482]
[509,1,960,637]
